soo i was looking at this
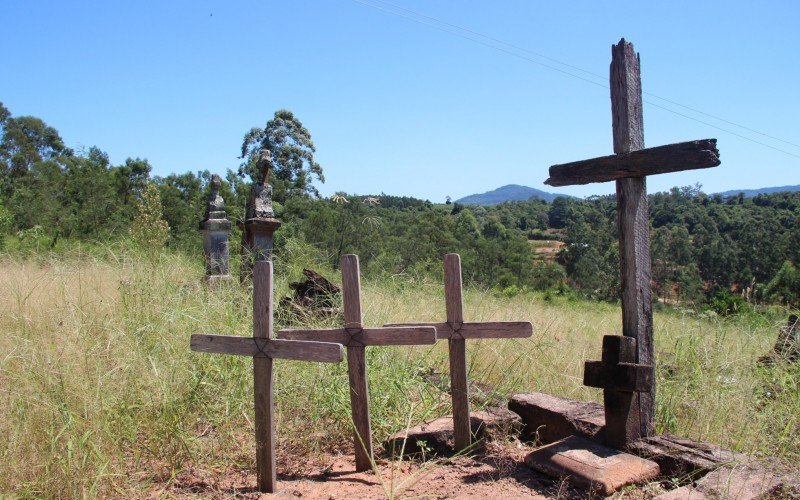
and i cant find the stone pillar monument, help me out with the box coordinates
[240,149,281,282]
[200,174,232,281]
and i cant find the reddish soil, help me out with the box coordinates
[153,444,662,499]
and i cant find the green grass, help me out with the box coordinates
[0,247,797,497]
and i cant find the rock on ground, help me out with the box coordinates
[523,435,660,496]
[383,407,521,457]
[508,392,605,444]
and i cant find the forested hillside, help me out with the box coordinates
[2,102,798,309]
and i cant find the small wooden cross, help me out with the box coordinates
[190,261,345,493]
[387,253,533,452]
[543,38,721,445]
[276,254,438,471]
[583,335,654,449]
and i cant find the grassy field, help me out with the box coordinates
[1,246,798,497]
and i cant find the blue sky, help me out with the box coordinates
[2,1,798,201]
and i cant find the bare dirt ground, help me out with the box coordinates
[152,444,663,499]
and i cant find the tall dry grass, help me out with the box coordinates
[0,248,797,496]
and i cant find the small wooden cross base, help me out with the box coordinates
[190,261,345,493]
[277,254,437,471]
[584,335,654,449]
[387,253,533,453]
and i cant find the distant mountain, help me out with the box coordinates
[456,184,572,205]
[715,185,800,198]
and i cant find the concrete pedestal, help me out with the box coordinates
[240,218,281,281]
[200,218,232,281]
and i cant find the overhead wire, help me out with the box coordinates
[350,0,800,159]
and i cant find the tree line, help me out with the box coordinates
[1,102,798,308]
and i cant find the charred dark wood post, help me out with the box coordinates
[611,39,654,439]
[584,335,654,449]
[542,38,722,447]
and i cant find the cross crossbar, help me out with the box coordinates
[545,139,720,187]
[584,361,654,392]
[384,321,532,340]
[190,334,344,362]
[277,326,437,347]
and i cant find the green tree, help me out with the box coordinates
[548,196,574,229]
[60,147,121,238]
[112,157,152,209]
[764,261,800,307]
[239,109,324,202]
[0,108,71,187]
[130,182,170,249]
[0,102,9,125]
[530,261,566,291]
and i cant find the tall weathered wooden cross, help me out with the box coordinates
[544,39,721,448]
[190,261,345,493]
[388,253,533,452]
[277,254,438,471]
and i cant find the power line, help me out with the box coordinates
[644,101,800,159]
[348,0,608,90]
[351,0,800,157]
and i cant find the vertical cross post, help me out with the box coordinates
[445,254,470,452]
[341,254,373,471]
[611,39,654,438]
[253,260,276,491]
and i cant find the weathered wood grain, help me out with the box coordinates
[253,261,275,493]
[544,139,720,186]
[341,254,373,472]
[341,254,362,330]
[276,326,437,346]
[384,321,532,340]
[445,254,471,452]
[190,334,344,362]
[611,39,655,439]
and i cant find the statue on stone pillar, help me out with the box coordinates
[240,149,281,282]
[200,174,232,282]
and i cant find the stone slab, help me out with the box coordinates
[383,407,521,457]
[508,392,605,444]
[629,434,748,477]
[654,465,786,500]
[524,435,660,496]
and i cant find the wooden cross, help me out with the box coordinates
[583,335,654,449]
[387,253,533,452]
[190,261,345,493]
[276,254,438,471]
[543,38,721,445]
